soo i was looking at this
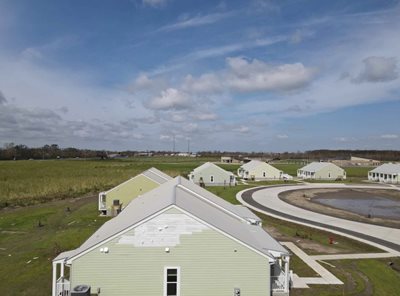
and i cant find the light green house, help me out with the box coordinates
[297,162,346,180]
[188,162,236,186]
[238,160,284,181]
[98,168,172,216]
[53,177,290,296]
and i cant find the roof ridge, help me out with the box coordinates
[176,183,246,223]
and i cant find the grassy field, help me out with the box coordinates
[0,157,217,208]
[1,158,399,295]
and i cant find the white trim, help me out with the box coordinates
[176,184,247,223]
[65,205,177,263]
[163,266,181,296]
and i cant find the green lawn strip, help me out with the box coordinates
[257,212,381,255]
[290,253,319,277]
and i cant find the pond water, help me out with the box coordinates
[313,192,400,220]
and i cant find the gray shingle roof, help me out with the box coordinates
[190,162,234,176]
[54,176,287,261]
[370,163,400,174]
[240,160,280,173]
[299,162,341,172]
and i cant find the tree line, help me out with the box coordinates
[1,143,399,161]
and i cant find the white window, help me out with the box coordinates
[164,267,180,296]
[262,172,266,177]
[210,175,214,183]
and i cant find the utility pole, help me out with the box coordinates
[187,138,190,154]
[173,135,175,153]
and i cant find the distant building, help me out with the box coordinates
[189,162,236,186]
[221,156,233,163]
[238,160,283,180]
[221,156,240,164]
[297,162,346,180]
[53,177,291,296]
[350,156,381,166]
[368,163,400,184]
[98,168,172,216]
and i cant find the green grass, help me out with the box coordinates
[0,196,107,296]
[0,157,217,208]
[291,258,400,295]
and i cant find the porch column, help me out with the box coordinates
[60,261,64,278]
[52,262,57,296]
[284,256,290,291]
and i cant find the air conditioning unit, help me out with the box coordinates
[71,285,91,296]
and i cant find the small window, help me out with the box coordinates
[165,268,180,296]
[210,175,214,183]
[262,172,266,177]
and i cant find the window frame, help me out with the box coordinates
[164,266,181,296]
[210,175,214,183]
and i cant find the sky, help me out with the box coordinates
[0,0,399,152]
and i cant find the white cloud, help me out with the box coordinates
[128,74,166,93]
[232,126,249,133]
[193,112,218,121]
[182,56,317,94]
[381,134,398,139]
[147,88,191,110]
[158,12,235,32]
[142,0,168,8]
[354,56,398,83]
[276,134,288,139]
[225,57,317,92]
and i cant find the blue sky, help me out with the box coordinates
[0,0,399,152]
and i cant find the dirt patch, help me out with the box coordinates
[279,188,400,228]
[264,225,343,254]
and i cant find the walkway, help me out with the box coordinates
[237,183,400,255]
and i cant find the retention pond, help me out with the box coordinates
[313,191,400,220]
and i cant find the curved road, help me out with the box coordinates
[237,184,400,254]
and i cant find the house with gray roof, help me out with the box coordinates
[53,177,290,296]
[297,162,346,180]
[368,163,400,184]
[188,162,236,186]
[98,167,172,216]
[238,160,284,180]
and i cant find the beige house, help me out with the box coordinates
[368,163,400,184]
[297,162,346,180]
[238,160,283,180]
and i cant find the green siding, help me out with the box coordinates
[71,208,270,296]
[250,164,282,180]
[315,165,346,180]
[191,165,235,186]
[105,175,159,212]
